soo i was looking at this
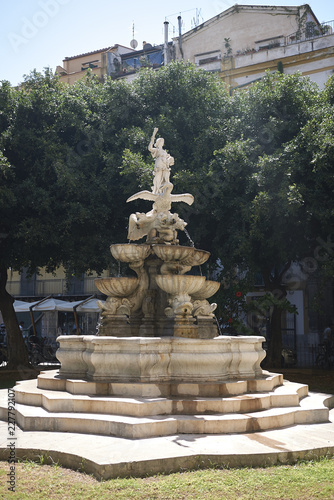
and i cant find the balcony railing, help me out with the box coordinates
[6,277,100,297]
[285,20,334,45]
[235,20,334,59]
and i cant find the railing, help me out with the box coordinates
[234,20,334,59]
[6,277,99,297]
[285,20,334,46]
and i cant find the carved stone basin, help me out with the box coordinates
[156,275,206,296]
[95,277,139,297]
[191,280,221,300]
[110,244,151,262]
[152,245,210,268]
[152,245,195,262]
[181,249,210,267]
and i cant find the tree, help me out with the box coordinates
[0,63,230,369]
[0,70,137,369]
[1,64,332,371]
[189,72,332,367]
[119,68,330,367]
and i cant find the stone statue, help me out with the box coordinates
[127,182,193,214]
[127,208,187,245]
[148,128,174,194]
[127,130,194,244]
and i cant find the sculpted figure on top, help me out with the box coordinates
[127,128,194,245]
[148,127,174,194]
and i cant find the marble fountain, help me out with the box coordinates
[1,128,333,478]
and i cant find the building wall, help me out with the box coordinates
[174,4,333,90]
[227,33,334,90]
[175,5,312,64]
[6,266,109,298]
[56,45,134,84]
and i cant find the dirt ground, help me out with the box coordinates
[277,368,334,394]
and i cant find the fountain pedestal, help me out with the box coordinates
[56,335,265,386]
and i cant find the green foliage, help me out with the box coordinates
[323,74,334,105]
[194,71,328,282]
[131,61,231,171]
[1,64,333,368]
[120,148,153,191]
[0,63,231,277]
[215,269,255,335]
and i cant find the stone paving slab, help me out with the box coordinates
[1,406,334,479]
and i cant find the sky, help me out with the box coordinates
[1,0,333,86]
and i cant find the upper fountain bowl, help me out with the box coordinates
[152,245,210,267]
[152,244,194,262]
[110,244,151,262]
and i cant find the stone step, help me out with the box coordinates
[0,390,330,440]
[36,369,284,397]
[11,378,307,417]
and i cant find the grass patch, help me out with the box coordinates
[1,457,334,499]
[0,379,16,389]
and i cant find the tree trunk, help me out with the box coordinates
[0,264,31,370]
[260,265,291,370]
[265,304,284,369]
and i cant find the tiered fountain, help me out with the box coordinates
[1,129,331,449]
[56,127,265,385]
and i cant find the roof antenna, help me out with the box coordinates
[130,21,138,49]
[178,15,184,59]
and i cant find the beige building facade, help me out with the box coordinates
[5,267,107,298]
[56,44,133,84]
[174,4,334,90]
[55,4,334,89]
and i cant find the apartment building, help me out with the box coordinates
[56,44,134,84]
[174,4,334,90]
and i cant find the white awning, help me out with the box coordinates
[68,298,102,312]
[13,298,101,313]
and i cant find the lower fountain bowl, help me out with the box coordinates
[191,280,220,299]
[155,274,206,296]
[94,277,139,297]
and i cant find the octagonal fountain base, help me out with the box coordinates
[56,335,265,386]
[1,335,334,479]
[1,334,332,441]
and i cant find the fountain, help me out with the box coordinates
[1,128,333,478]
[56,127,265,383]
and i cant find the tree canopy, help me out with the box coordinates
[0,63,333,368]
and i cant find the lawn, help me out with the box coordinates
[1,457,334,499]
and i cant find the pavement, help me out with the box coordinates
[1,404,334,479]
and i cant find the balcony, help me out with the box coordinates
[285,20,334,45]
[6,277,100,298]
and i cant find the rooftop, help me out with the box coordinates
[64,44,133,61]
